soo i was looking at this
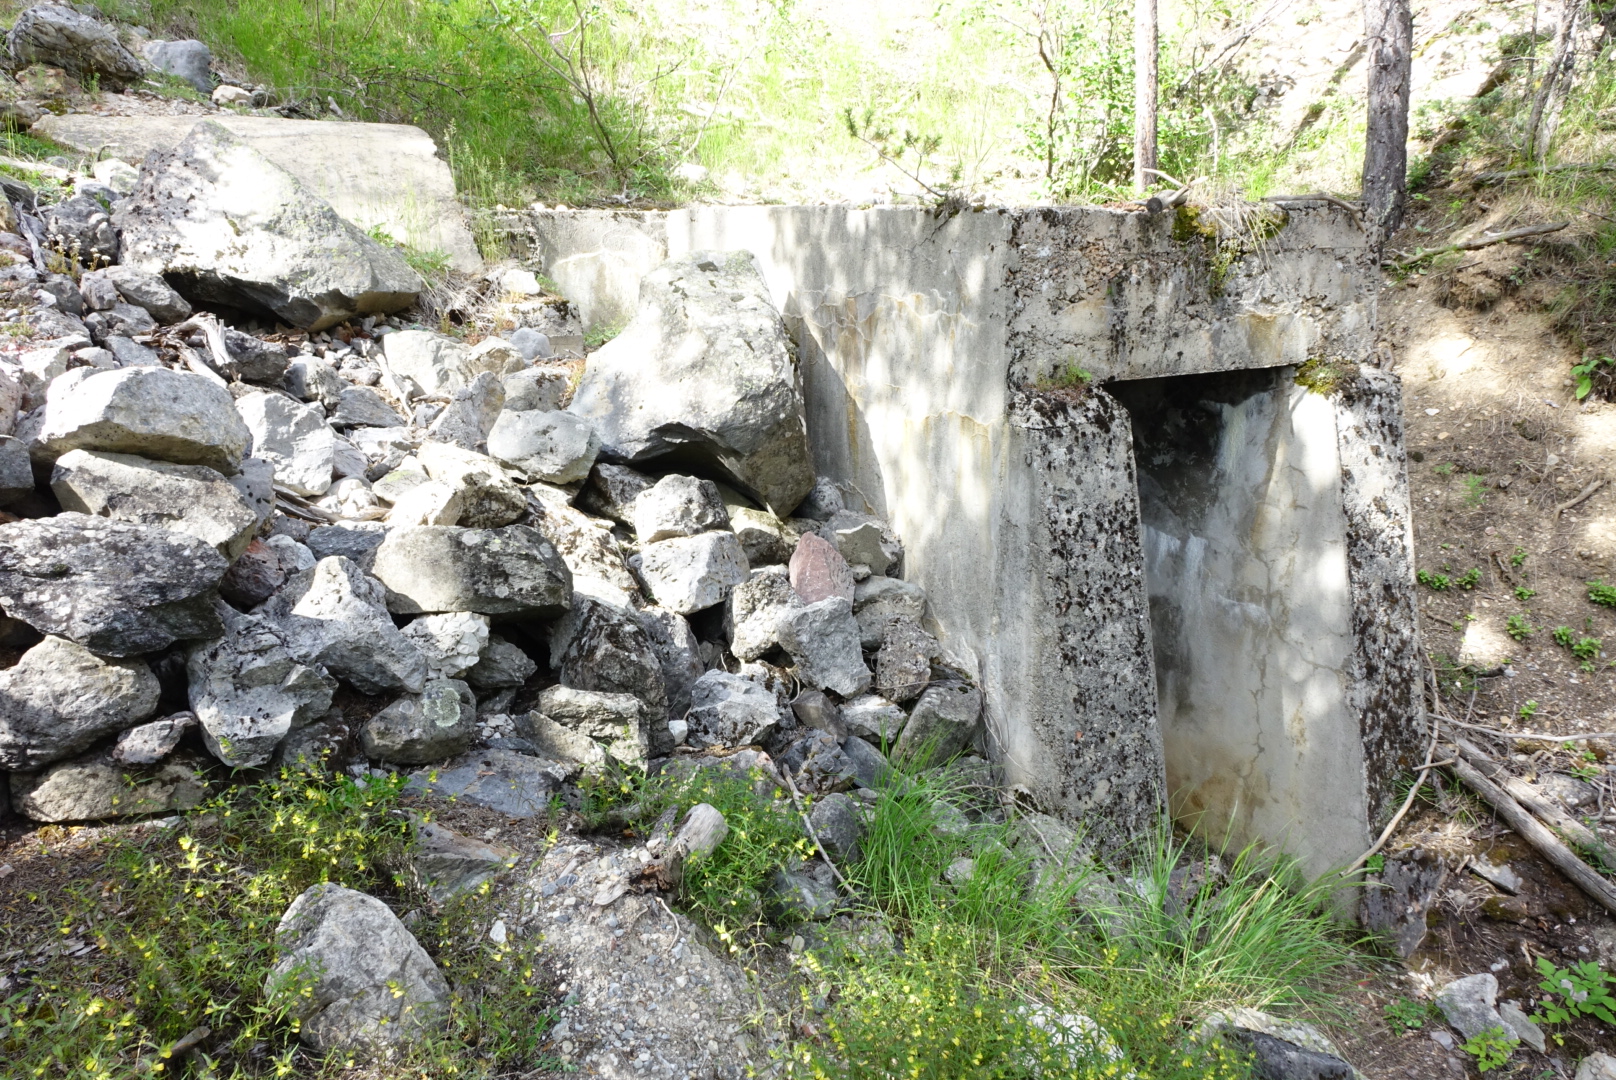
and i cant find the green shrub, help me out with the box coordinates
[1506,614,1533,641]
[1418,569,1452,591]
[1589,580,1616,608]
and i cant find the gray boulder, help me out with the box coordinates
[894,682,983,768]
[728,568,800,661]
[485,408,599,483]
[398,611,489,680]
[44,195,117,264]
[371,526,573,617]
[637,530,750,614]
[331,386,404,429]
[112,712,195,766]
[0,438,34,505]
[535,685,648,768]
[776,597,871,698]
[256,557,429,695]
[0,635,159,771]
[578,462,653,525]
[360,678,476,765]
[11,748,208,822]
[267,883,450,1052]
[525,488,641,604]
[465,633,537,691]
[51,449,260,559]
[113,121,422,331]
[410,819,517,904]
[687,670,782,749]
[7,5,145,89]
[810,792,863,862]
[549,594,668,725]
[633,474,730,542]
[829,511,902,575]
[841,694,907,744]
[0,514,227,656]
[632,606,703,716]
[425,371,505,451]
[853,575,927,648]
[765,867,838,921]
[380,330,516,401]
[187,607,338,767]
[568,250,814,516]
[874,617,936,704]
[405,748,567,817]
[37,366,251,472]
[1435,974,1512,1044]
[1579,1055,1616,1080]
[142,38,212,94]
[502,365,569,411]
[1198,1009,1358,1080]
[416,441,526,528]
[841,735,897,789]
[729,505,792,565]
[100,264,194,325]
[236,391,335,497]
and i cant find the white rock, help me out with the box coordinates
[112,712,195,765]
[841,694,907,743]
[632,474,729,543]
[425,370,504,450]
[637,530,750,614]
[371,525,573,617]
[360,678,477,764]
[686,670,781,748]
[386,479,463,526]
[236,391,335,496]
[502,365,569,411]
[38,366,250,472]
[776,596,870,697]
[12,749,208,823]
[400,612,491,679]
[535,685,649,767]
[727,567,800,661]
[416,440,525,528]
[0,636,160,771]
[51,448,259,558]
[485,409,599,483]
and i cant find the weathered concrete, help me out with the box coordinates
[33,114,480,272]
[506,203,1422,874]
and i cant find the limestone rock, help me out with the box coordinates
[7,5,144,89]
[187,608,337,767]
[1198,1009,1357,1080]
[386,479,463,527]
[525,489,641,604]
[550,594,669,724]
[730,505,792,565]
[380,330,513,401]
[405,748,566,817]
[515,711,607,771]
[372,526,572,617]
[113,121,422,331]
[853,575,927,648]
[893,682,982,767]
[686,671,781,749]
[536,685,648,768]
[425,371,504,451]
[416,441,525,528]
[789,532,854,604]
[331,385,404,429]
[257,557,429,695]
[100,264,193,325]
[411,819,517,904]
[360,678,477,765]
[304,525,387,569]
[728,567,800,661]
[568,250,814,516]
[1578,1054,1616,1080]
[51,449,259,559]
[502,365,569,412]
[0,438,30,505]
[810,792,863,862]
[0,635,159,770]
[777,597,870,698]
[841,734,897,789]
[632,606,703,716]
[220,538,286,609]
[485,408,599,483]
[112,712,195,765]
[829,511,902,575]
[1435,974,1511,1044]
[38,366,250,472]
[236,391,334,497]
[633,474,730,543]
[272,711,352,772]
[44,194,117,263]
[0,514,227,656]
[399,611,490,680]
[142,38,212,94]
[12,749,208,822]
[287,356,345,408]
[841,694,907,744]
[465,634,536,691]
[780,729,856,793]
[637,530,750,614]
[577,462,653,525]
[267,883,450,1052]
[874,617,936,704]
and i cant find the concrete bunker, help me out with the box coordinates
[506,203,1427,884]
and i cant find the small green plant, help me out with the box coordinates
[1463,475,1488,508]
[584,318,628,349]
[1521,700,1541,721]
[1456,567,1482,590]
[1434,462,1456,476]
[1036,362,1093,393]
[1460,1025,1517,1072]
[1516,586,1538,602]
[1506,614,1534,641]
[1573,354,1616,400]
[1418,569,1453,591]
[1555,625,1576,648]
[1510,547,1528,568]
[1531,958,1616,1028]
[1364,853,1385,873]
[1590,580,1616,608]
[1570,748,1603,781]
[1383,997,1433,1034]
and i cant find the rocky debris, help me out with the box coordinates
[633,474,730,542]
[809,792,863,862]
[400,612,490,680]
[1198,1009,1359,1080]
[789,532,854,604]
[45,194,118,264]
[686,670,782,749]
[114,122,422,330]
[7,5,144,90]
[535,685,648,769]
[578,462,653,525]
[1435,974,1516,1047]
[410,818,518,904]
[780,729,856,793]
[853,574,927,648]
[0,635,159,771]
[256,556,428,695]
[636,530,750,614]
[37,366,250,472]
[187,606,337,767]
[236,391,335,497]
[372,525,572,617]
[522,487,641,603]
[11,748,208,822]
[894,682,982,767]
[550,595,668,723]
[0,514,227,656]
[568,250,814,516]
[426,371,505,451]
[331,385,403,428]
[100,264,194,325]
[360,678,477,765]
[874,617,936,703]
[1579,1055,1616,1080]
[840,694,907,744]
[729,505,793,565]
[829,511,902,575]
[416,441,526,528]
[267,883,450,1053]
[776,597,870,698]
[486,408,599,483]
[111,712,195,765]
[380,329,518,401]
[406,748,566,817]
[142,38,213,94]
[51,449,260,559]
[632,606,703,717]
[465,633,537,691]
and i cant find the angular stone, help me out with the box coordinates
[0,514,227,656]
[51,449,259,559]
[0,635,159,770]
[44,194,117,263]
[372,526,572,617]
[791,690,844,738]
[525,488,640,604]
[730,506,791,566]
[875,617,936,704]
[776,597,870,698]
[410,818,517,904]
[1198,1009,1357,1077]
[502,365,569,412]
[100,264,193,325]
[0,438,34,505]
[425,371,505,451]
[331,385,404,428]
[236,391,334,497]
[220,538,285,609]
[841,735,897,789]
[789,532,854,604]
[1435,974,1511,1044]
[486,408,599,483]
[638,530,749,614]
[114,122,423,331]
[465,634,536,691]
[287,356,345,408]
[893,682,982,768]
[416,441,525,528]
[728,568,800,661]
[514,711,607,771]
[273,711,353,772]
[143,38,212,94]
[1498,1002,1545,1054]
[361,678,477,765]
[38,366,250,472]
[577,462,653,526]
[112,712,195,765]
[809,792,862,862]
[399,612,490,680]
[853,575,927,648]
[267,883,450,1052]
[304,524,387,569]
[568,250,814,515]
[829,511,901,574]
[256,556,427,695]
[536,685,648,768]
[7,6,144,89]
[1578,1054,1616,1080]
[672,803,729,859]
[12,749,208,822]
[781,729,856,793]
[686,671,781,749]
[632,606,703,716]
[386,479,464,527]
[633,474,729,543]
[840,694,907,745]
[380,330,508,401]
[404,748,566,817]
[549,593,668,724]
[764,867,838,921]
[187,608,337,767]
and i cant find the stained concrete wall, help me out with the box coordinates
[508,203,1425,873]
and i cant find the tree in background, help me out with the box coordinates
[1525,0,1589,161]
[1362,0,1412,246]
[1134,0,1158,192]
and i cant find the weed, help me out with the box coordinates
[584,318,627,349]
[1521,700,1541,721]
[1531,958,1616,1034]
[1570,750,1603,781]
[1574,354,1616,400]
[1511,546,1528,568]
[1418,569,1453,591]
[1462,475,1488,508]
[1294,356,1354,396]
[1506,614,1534,641]
[1555,625,1577,648]
[1435,462,1455,477]
[1035,362,1094,393]
[1590,580,1616,608]
[1517,586,1539,602]
[1384,997,1434,1034]
[1364,853,1385,873]
[1460,1025,1517,1072]
[1456,567,1482,590]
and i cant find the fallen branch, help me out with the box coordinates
[1450,755,1616,915]
[1262,192,1361,215]
[1471,162,1616,186]
[777,766,851,892]
[1444,717,1616,742]
[1556,477,1606,519]
[1346,711,1442,875]
[1391,221,1570,270]
[1452,736,1616,870]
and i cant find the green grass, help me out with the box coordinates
[1,767,556,1078]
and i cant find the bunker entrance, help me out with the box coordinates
[1108,368,1366,865]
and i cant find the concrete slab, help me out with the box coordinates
[32,113,482,272]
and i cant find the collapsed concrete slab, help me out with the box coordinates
[512,203,1424,880]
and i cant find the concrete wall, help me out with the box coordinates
[508,204,1425,872]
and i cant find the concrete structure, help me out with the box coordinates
[504,204,1424,876]
[33,114,482,272]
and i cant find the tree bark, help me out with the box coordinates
[1362,0,1413,247]
[1526,0,1586,162]
[1133,0,1158,192]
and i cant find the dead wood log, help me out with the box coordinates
[1391,221,1570,269]
[1452,737,1616,869]
[1450,754,1616,915]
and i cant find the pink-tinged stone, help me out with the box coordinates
[219,538,285,609]
[789,532,854,604]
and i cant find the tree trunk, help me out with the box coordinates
[1133,0,1158,192]
[1362,0,1413,247]
[1526,0,1586,162]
